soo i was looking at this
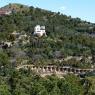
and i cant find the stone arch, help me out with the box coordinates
[60,67,63,72]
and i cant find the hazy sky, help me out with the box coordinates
[0,0,95,23]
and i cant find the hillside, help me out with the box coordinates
[0,3,95,33]
[0,3,95,95]
[1,3,29,12]
[0,3,95,68]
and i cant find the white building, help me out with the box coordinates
[34,25,46,37]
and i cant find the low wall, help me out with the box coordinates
[16,65,94,77]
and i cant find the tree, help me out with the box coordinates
[0,52,9,66]
[58,74,84,95]
[0,84,11,95]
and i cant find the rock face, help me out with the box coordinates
[1,3,29,12]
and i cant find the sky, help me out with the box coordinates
[0,0,95,23]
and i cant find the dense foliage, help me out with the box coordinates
[0,3,95,95]
[0,66,95,95]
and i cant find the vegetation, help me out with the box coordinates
[0,3,95,95]
[0,67,95,95]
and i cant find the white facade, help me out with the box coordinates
[34,25,46,37]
